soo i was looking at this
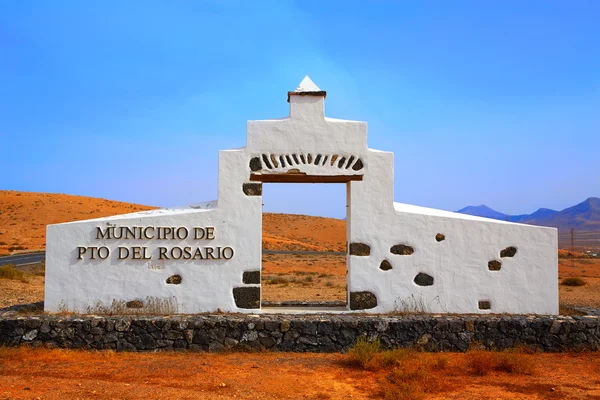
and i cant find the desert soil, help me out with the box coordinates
[1,191,600,399]
[0,348,599,399]
[0,191,155,256]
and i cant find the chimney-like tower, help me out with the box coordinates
[287,76,326,119]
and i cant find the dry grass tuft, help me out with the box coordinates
[0,264,28,283]
[467,350,497,376]
[348,336,380,369]
[561,277,586,286]
[495,352,535,374]
[57,296,180,315]
[466,350,535,376]
[380,356,449,399]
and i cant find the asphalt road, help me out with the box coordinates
[0,250,342,268]
[0,252,45,267]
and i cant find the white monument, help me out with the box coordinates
[45,77,558,314]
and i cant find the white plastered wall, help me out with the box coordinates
[45,78,558,315]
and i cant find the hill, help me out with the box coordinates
[0,191,156,255]
[457,197,600,232]
[0,191,345,255]
[455,205,508,220]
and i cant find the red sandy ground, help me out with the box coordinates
[0,348,599,399]
[2,191,600,399]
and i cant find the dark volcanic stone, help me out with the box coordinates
[478,301,492,310]
[242,270,260,284]
[242,183,262,196]
[488,260,502,271]
[350,291,378,310]
[233,287,260,309]
[435,233,445,242]
[249,157,262,171]
[379,260,392,271]
[390,244,414,255]
[126,300,144,309]
[500,246,517,258]
[166,275,182,285]
[352,158,364,171]
[414,273,434,286]
[349,243,370,256]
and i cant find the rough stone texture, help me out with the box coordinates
[500,246,517,258]
[233,287,260,309]
[390,244,415,255]
[242,271,260,285]
[352,158,364,171]
[126,300,144,309]
[414,273,434,286]
[435,233,445,242]
[349,243,370,256]
[350,291,378,310]
[488,260,502,271]
[249,157,262,172]
[166,275,182,285]
[379,260,392,271]
[262,154,272,169]
[242,183,262,196]
[1,314,598,353]
[479,301,492,310]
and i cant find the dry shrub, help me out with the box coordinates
[381,363,447,400]
[79,296,178,315]
[495,352,535,374]
[561,277,586,286]
[466,350,497,376]
[377,348,414,368]
[430,354,448,370]
[348,336,380,369]
[0,264,28,283]
[467,350,535,376]
[267,276,289,285]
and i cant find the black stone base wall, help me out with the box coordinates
[1,314,599,353]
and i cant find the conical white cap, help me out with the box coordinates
[293,75,321,92]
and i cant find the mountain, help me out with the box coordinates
[456,197,600,232]
[456,205,509,220]
[510,208,558,223]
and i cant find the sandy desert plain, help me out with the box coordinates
[0,190,599,399]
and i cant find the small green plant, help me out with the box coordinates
[0,264,28,283]
[348,336,380,369]
[561,277,586,286]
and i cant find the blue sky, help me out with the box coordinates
[1,1,599,219]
